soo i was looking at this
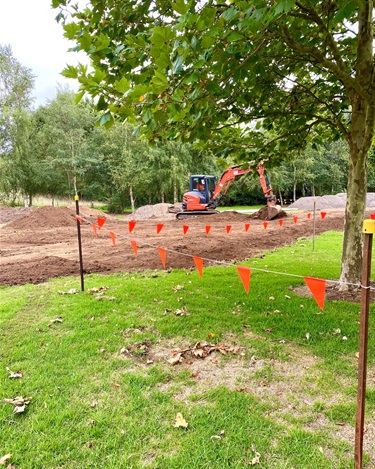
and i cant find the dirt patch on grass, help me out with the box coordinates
[0,205,357,287]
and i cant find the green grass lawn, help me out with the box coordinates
[1,231,374,468]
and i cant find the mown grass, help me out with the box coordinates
[0,231,374,468]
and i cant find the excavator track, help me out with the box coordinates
[176,210,219,220]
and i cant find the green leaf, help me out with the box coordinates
[221,7,238,22]
[172,55,184,74]
[61,65,79,79]
[150,26,175,46]
[92,69,106,84]
[151,70,169,93]
[63,22,81,40]
[227,31,243,42]
[172,0,189,15]
[333,0,358,24]
[143,108,152,123]
[74,91,85,104]
[274,0,295,16]
[97,95,108,111]
[113,77,130,94]
[97,112,114,130]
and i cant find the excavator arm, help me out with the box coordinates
[211,160,278,207]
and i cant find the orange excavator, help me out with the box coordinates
[175,161,281,220]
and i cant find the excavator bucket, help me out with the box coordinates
[267,204,282,220]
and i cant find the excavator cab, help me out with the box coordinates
[181,175,217,211]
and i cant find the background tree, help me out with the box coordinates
[32,89,97,202]
[0,44,35,205]
[54,0,374,287]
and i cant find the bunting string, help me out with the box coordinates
[70,210,375,295]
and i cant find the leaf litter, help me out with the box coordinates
[167,341,241,365]
[2,396,31,414]
[6,368,23,379]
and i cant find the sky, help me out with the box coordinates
[0,0,88,107]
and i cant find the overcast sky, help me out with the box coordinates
[0,0,88,107]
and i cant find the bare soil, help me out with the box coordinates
[0,205,373,302]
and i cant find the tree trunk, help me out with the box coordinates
[173,178,178,203]
[339,0,375,288]
[339,93,374,288]
[29,194,32,207]
[23,194,29,207]
[161,192,165,203]
[129,186,135,215]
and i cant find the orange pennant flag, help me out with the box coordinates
[263,221,268,229]
[245,223,251,232]
[205,225,211,235]
[183,225,189,235]
[97,217,106,229]
[278,219,283,227]
[109,231,116,247]
[76,215,82,224]
[236,266,251,294]
[157,247,166,267]
[226,225,232,234]
[156,223,164,234]
[320,212,327,220]
[128,220,136,233]
[92,223,98,238]
[293,216,298,224]
[307,213,311,220]
[304,276,326,310]
[193,256,203,277]
[130,240,138,256]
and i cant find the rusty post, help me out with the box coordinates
[354,219,374,468]
[312,200,316,251]
[75,195,85,292]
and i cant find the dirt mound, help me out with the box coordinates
[290,193,375,210]
[5,206,77,229]
[249,206,288,220]
[0,206,35,225]
[132,203,177,220]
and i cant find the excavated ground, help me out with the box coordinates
[1,205,374,302]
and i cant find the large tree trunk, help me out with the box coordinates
[339,93,374,288]
[339,1,374,289]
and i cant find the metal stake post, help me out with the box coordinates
[75,195,85,292]
[354,219,374,468]
[312,200,316,251]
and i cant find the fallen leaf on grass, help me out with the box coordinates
[48,317,63,327]
[95,296,116,301]
[167,353,183,365]
[173,412,188,428]
[335,422,345,426]
[87,286,109,294]
[57,289,77,295]
[211,430,225,440]
[172,285,184,293]
[6,368,23,379]
[111,382,121,389]
[269,296,275,301]
[246,445,261,465]
[0,454,12,466]
[90,400,98,408]
[174,306,191,316]
[3,396,31,414]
